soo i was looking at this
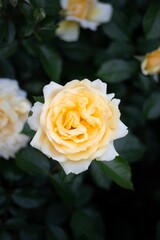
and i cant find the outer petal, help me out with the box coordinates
[89,3,113,23]
[66,16,98,30]
[60,159,92,174]
[60,0,68,8]
[96,141,118,161]
[114,120,128,139]
[27,102,43,131]
[91,79,107,94]
[43,81,62,101]
[56,21,80,42]
[30,129,67,162]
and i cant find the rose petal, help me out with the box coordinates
[114,120,128,139]
[89,3,113,23]
[30,129,67,162]
[56,20,80,42]
[43,81,62,101]
[91,79,107,94]
[60,159,92,174]
[96,141,118,161]
[28,102,43,131]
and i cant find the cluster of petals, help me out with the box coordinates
[0,79,31,159]
[56,0,113,41]
[28,79,128,174]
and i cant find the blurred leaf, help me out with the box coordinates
[0,59,15,78]
[37,45,62,82]
[24,22,35,37]
[10,0,18,7]
[0,41,18,59]
[0,232,12,240]
[103,10,130,41]
[90,161,112,190]
[0,19,7,41]
[0,160,25,181]
[12,188,46,209]
[45,203,68,225]
[97,59,138,83]
[0,187,6,205]
[19,226,43,240]
[123,105,145,129]
[16,147,50,177]
[34,8,46,22]
[19,1,34,20]
[50,174,92,207]
[30,0,45,8]
[44,0,60,16]
[71,209,105,240]
[6,217,26,230]
[37,19,55,40]
[143,2,160,39]
[96,156,133,190]
[61,41,92,61]
[6,21,16,44]
[47,226,68,240]
[115,133,146,163]
[143,92,160,120]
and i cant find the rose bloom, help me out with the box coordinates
[0,79,31,159]
[28,79,128,174]
[56,0,113,42]
[141,48,160,75]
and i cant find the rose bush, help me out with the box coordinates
[0,79,31,159]
[28,79,128,174]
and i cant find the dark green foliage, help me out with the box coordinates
[0,0,160,239]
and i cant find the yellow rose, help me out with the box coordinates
[28,79,128,174]
[56,0,113,42]
[0,79,31,159]
[141,48,160,75]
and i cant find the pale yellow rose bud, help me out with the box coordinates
[0,79,31,159]
[28,79,128,175]
[141,48,160,75]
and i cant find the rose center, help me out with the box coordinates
[67,0,93,19]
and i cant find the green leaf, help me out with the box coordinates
[47,226,68,240]
[143,92,160,120]
[16,147,50,177]
[33,96,44,103]
[115,133,146,163]
[37,45,62,82]
[90,161,112,190]
[143,2,160,39]
[0,41,18,59]
[12,188,46,209]
[97,59,138,83]
[96,157,133,190]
